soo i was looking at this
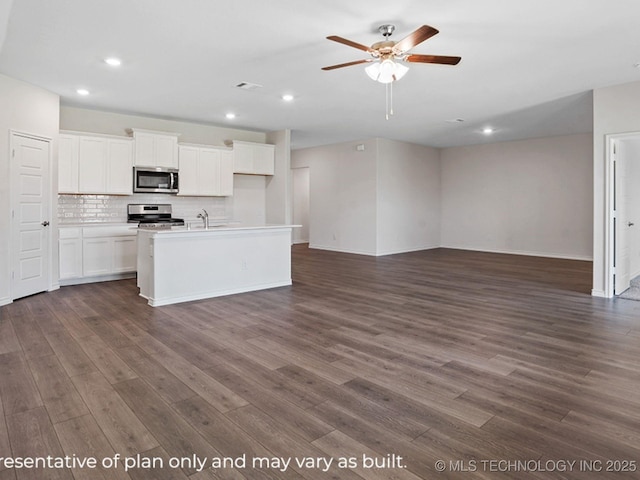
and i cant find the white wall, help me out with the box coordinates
[60,106,266,145]
[593,80,640,295]
[265,129,291,226]
[292,138,441,256]
[440,134,593,260]
[292,139,378,255]
[292,167,309,243]
[376,138,440,255]
[0,74,60,305]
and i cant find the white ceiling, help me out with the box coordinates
[1,0,639,149]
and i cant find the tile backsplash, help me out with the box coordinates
[58,194,229,225]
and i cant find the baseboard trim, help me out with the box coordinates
[309,244,377,256]
[60,272,136,286]
[0,296,11,307]
[374,245,439,257]
[440,245,593,262]
[143,280,292,307]
[309,244,436,256]
[591,289,609,298]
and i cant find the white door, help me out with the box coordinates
[614,140,631,295]
[11,133,51,300]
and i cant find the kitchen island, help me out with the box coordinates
[136,224,296,306]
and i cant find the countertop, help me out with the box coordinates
[59,222,135,228]
[138,224,299,235]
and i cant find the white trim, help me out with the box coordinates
[60,129,133,141]
[10,130,52,142]
[602,131,640,298]
[60,273,135,287]
[309,244,377,256]
[142,280,292,307]
[591,289,607,298]
[374,245,439,256]
[439,245,593,262]
[0,296,11,307]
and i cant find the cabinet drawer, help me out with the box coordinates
[59,227,81,239]
[82,225,137,238]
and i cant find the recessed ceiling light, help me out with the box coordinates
[225,113,236,120]
[104,57,121,67]
[76,88,90,96]
[281,94,294,102]
[482,127,494,135]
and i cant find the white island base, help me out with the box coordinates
[136,225,295,306]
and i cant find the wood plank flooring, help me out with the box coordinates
[1,246,640,479]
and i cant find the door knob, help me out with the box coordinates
[41,221,50,227]
[628,222,635,227]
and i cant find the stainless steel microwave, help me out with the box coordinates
[133,167,179,193]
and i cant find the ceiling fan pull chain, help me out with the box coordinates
[385,81,394,120]
[385,82,389,120]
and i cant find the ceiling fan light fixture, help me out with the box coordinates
[365,59,408,84]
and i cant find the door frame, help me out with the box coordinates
[604,131,640,298]
[9,129,55,301]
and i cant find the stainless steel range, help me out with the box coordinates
[127,204,185,228]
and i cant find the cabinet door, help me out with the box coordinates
[155,135,178,168]
[78,137,108,193]
[199,148,219,196]
[177,146,199,196]
[253,144,275,175]
[232,143,254,173]
[218,150,234,196]
[59,234,82,280]
[107,139,133,194]
[59,134,79,193]
[112,237,137,273]
[82,238,112,276]
[133,132,156,166]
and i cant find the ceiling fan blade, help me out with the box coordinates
[405,54,461,65]
[322,59,372,71]
[327,35,373,53]
[393,25,439,53]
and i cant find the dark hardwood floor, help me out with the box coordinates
[2,245,640,479]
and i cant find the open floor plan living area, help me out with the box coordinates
[2,1,640,479]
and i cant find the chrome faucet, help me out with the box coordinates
[197,209,209,229]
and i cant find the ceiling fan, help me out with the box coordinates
[322,24,461,82]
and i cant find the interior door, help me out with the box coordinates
[614,140,631,295]
[11,133,51,300]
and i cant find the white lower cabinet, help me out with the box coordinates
[59,228,83,280]
[59,225,137,285]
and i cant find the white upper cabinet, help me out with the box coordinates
[78,136,108,193]
[177,144,234,196]
[58,134,79,193]
[107,138,135,194]
[59,131,133,195]
[230,140,275,175]
[129,129,179,168]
